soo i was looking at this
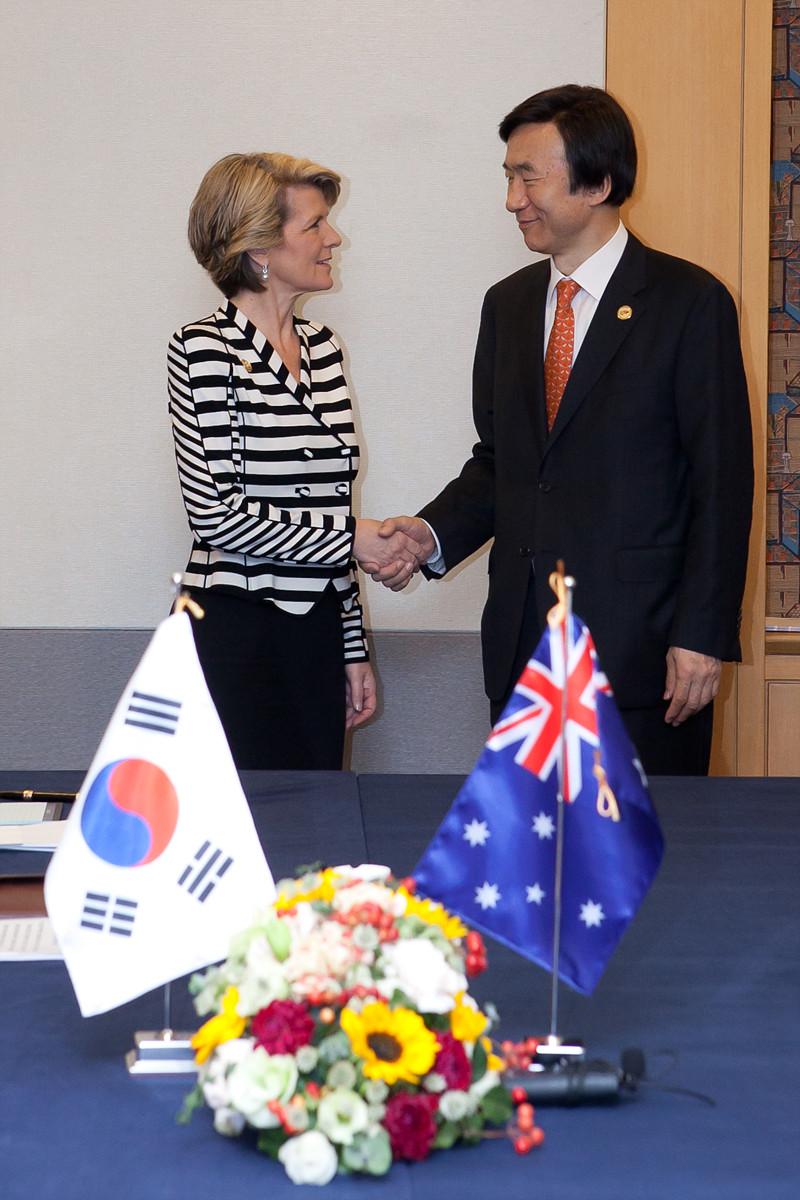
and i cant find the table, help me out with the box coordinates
[1,772,798,1199]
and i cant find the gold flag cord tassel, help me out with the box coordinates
[593,753,621,822]
[547,558,570,629]
[173,591,205,620]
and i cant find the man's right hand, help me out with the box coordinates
[365,516,436,591]
[353,518,427,590]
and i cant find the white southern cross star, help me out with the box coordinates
[532,811,555,840]
[463,818,490,847]
[474,881,501,910]
[579,899,605,928]
[526,883,545,905]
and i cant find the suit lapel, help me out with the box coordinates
[545,235,649,453]
[513,266,549,454]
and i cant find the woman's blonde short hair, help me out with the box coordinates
[188,152,341,298]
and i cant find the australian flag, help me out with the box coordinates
[413,612,664,994]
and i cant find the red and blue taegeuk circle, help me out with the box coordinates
[80,758,179,867]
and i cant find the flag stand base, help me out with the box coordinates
[125,1029,197,1076]
[535,1037,586,1064]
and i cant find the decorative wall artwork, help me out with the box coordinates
[769,1,800,618]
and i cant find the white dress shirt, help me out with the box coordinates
[544,221,628,363]
[424,223,629,573]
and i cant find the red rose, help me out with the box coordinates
[433,1032,472,1091]
[383,1092,438,1162]
[251,999,314,1054]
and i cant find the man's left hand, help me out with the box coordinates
[663,647,721,725]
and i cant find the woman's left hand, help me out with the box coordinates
[345,663,377,730]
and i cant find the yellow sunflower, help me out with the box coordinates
[340,1001,439,1085]
[397,887,467,940]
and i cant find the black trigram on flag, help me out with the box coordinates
[80,892,138,937]
[124,690,181,736]
[178,841,233,902]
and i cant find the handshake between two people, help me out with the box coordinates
[353,517,436,591]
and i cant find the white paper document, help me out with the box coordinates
[0,917,63,960]
[0,822,65,851]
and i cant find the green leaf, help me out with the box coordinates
[363,1129,393,1175]
[264,917,291,961]
[295,860,325,876]
[424,1013,450,1032]
[388,987,415,1010]
[256,1128,287,1159]
[461,1113,484,1145]
[175,1083,204,1125]
[433,1120,460,1150]
[479,1085,513,1126]
[342,1141,367,1171]
[471,1037,488,1083]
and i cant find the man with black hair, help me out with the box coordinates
[375,85,752,775]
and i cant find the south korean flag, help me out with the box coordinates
[45,611,276,1017]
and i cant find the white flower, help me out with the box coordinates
[212,1106,246,1137]
[333,864,392,883]
[200,1038,253,1109]
[278,1130,339,1186]
[423,1072,447,1094]
[295,1044,319,1073]
[439,1090,474,1122]
[286,902,317,938]
[469,1068,501,1100]
[283,922,360,999]
[316,1089,370,1145]
[377,938,467,1013]
[227,1049,298,1129]
[236,935,290,1016]
[332,880,402,916]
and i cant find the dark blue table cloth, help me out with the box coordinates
[1,772,798,1199]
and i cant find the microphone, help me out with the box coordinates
[506,1048,645,1106]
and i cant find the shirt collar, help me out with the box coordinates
[547,222,629,304]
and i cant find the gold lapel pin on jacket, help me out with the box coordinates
[239,357,253,373]
[617,305,632,320]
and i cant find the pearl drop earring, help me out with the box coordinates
[261,261,269,283]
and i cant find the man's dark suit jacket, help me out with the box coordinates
[420,233,753,711]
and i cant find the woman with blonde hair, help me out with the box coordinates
[168,152,422,768]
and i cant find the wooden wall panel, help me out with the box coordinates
[606,0,772,774]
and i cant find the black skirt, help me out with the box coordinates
[184,585,346,770]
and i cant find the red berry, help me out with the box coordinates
[511,1086,527,1105]
[400,876,417,894]
[466,931,482,952]
[530,1127,545,1148]
[514,1135,533,1155]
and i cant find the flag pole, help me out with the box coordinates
[125,576,204,1077]
[534,567,583,1065]
[546,569,573,1046]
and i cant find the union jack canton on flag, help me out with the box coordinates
[413,612,664,995]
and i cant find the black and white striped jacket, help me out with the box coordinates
[168,301,367,662]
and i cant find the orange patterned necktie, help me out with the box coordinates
[544,278,580,430]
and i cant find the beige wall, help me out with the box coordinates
[0,0,605,632]
[606,0,772,773]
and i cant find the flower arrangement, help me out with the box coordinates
[180,864,543,1185]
